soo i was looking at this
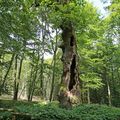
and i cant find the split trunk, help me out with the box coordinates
[58,24,81,108]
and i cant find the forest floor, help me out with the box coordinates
[0,94,41,101]
[0,99,120,120]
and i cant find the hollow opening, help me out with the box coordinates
[69,55,76,91]
[70,35,74,46]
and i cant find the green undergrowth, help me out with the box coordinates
[0,99,120,120]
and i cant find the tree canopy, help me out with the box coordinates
[0,0,120,108]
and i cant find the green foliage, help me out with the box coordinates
[0,100,120,120]
[0,111,12,120]
[47,0,99,29]
[81,73,103,89]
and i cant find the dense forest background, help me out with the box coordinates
[0,0,120,108]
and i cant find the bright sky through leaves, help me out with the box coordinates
[45,0,110,59]
[89,0,111,17]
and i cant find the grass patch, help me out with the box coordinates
[0,99,120,120]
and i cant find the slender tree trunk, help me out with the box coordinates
[29,68,38,101]
[0,53,15,94]
[40,55,44,97]
[28,50,40,101]
[14,56,24,100]
[58,24,81,108]
[106,80,112,106]
[18,84,26,99]
[49,53,56,101]
[0,55,3,95]
[103,67,112,106]
[28,66,39,101]
[49,30,58,101]
[87,88,90,104]
[28,67,33,101]
[111,65,116,105]
[40,21,45,98]
[13,55,18,100]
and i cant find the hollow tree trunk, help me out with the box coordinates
[58,24,81,108]
[33,0,81,107]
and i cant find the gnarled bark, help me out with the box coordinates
[58,24,81,108]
